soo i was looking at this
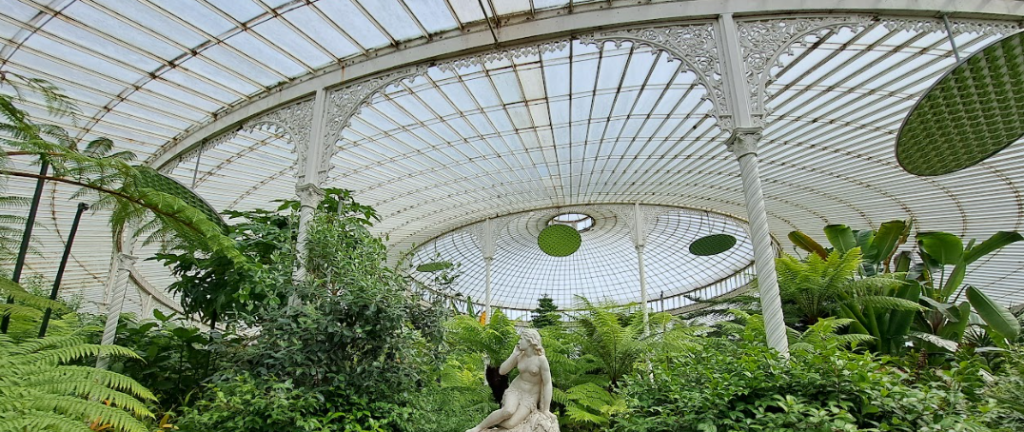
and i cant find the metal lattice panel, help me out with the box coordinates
[408,206,754,312]
[897,32,1024,176]
[3,3,1024,314]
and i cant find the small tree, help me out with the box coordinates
[531,295,560,329]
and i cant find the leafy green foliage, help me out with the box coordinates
[177,373,416,432]
[446,310,518,403]
[107,311,241,413]
[152,188,373,326]
[175,208,448,431]
[0,95,245,268]
[985,346,1024,430]
[776,248,920,353]
[531,295,561,329]
[406,353,497,432]
[243,211,444,391]
[0,75,248,334]
[613,317,992,432]
[0,331,156,432]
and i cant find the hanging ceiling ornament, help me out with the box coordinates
[416,261,453,272]
[689,234,737,256]
[896,31,1024,176]
[538,224,582,257]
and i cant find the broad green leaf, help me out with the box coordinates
[964,231,1023,264]
[917,232,963,266]
[883,282,920,354]
[939,302,972,342]
[854,230,875,255]
[940,261,967,300]
[967,286,1021,340]
[919,297,957,322]
[823,225,857,254]
[788,231,827,259]
[910,331,959,352]
[869,220,906,265]
[894,251,912,273]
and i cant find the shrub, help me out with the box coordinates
[612,337,992,432]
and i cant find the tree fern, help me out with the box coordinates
[776,249,861,326]
[0,277,65,323]
[0,331,156,432]
[0,76,244,270]
[789,317,874,352]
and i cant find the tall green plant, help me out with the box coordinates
[0,74,251,333]
[791,220,912,276]
[532,295,561,329]
[914,231,1022,343]
[446,310,518,403]
[775,248,923,354]
[0,281,156,432]
[0,95,245,267]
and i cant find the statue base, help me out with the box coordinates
[487,411,559,432]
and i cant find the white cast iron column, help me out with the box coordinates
[294,183,324,284]
[293,89,329,285]
[96,252,137,369]
[718,12,789,356]
[481,218,496,323]
[727,129,789,356]
[633,204,650,336]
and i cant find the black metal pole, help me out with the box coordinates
[38,202,88,338]
[1,160,48,334]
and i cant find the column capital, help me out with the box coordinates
[295,183,325,208]
[116,253,138,267]
[726,127,763,159]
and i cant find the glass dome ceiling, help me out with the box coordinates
[3,1,1024,318]
[408,205,755,317]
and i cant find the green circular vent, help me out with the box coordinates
[416,261,453,272]
[689,234,737,256]
[538,225,582,257]
[896,32,1024,176]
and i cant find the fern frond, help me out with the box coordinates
[17,393,151,432]
[0,409,94,432]
[0,324,156,432]
[850,295,925,312]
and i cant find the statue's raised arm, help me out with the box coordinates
[466,329,559,432]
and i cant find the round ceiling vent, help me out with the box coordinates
[538,224,582,257]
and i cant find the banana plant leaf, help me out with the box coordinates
[917,232,964,266]
[964,231,1023,265]
[893,251,913,273]
[854,230,875,255]
[967,286,1021,340]
[868,220,906,266]
[824,225,857,254]
[937,302,973,343]
[788,231,828,259]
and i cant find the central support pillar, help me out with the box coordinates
[294,183,324,285]
[631,203,650,336]
[726,129,789,357]
[481,218,496,323]
[636,244,649,336]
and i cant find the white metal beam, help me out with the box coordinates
[149,0,1024,170]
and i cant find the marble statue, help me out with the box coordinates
[466,329,559,432]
